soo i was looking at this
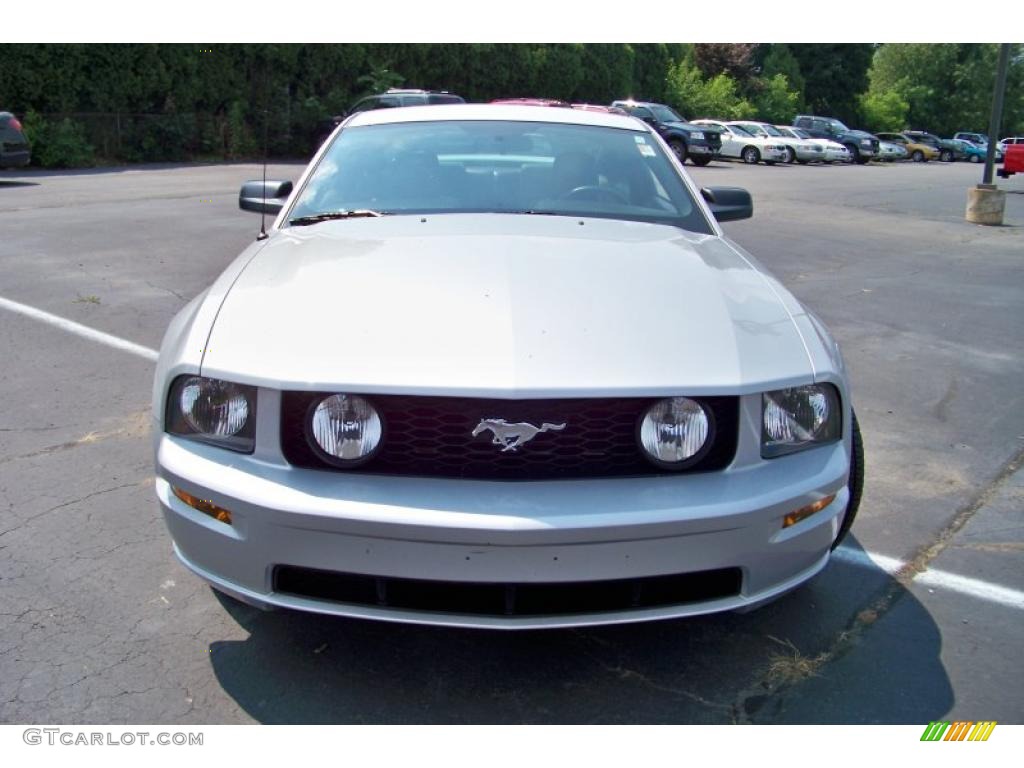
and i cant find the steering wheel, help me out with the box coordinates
[560,185,630,205]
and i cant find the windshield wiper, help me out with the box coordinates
[288,209,387,226]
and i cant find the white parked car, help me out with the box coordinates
[729,121,825,164]
[154,104,862,629]
[692,119,788,165]
[878,141,909,162]
[775,126,851,163]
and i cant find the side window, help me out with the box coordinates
[811,119,829,133]
[630,107,654,120]
[795,117,811,129]
[376,96,401,109]
[400,95,428,106]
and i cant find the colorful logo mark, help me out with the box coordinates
[921,721,997,742]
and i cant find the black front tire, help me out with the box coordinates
[832,410,864,550]
[690,156,712,166]
[940,149,954,162]
[669,139,687,164]
[969,153,981,163]
[784,147,796,164]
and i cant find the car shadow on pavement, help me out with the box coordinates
[0,179,40,187]
[205,538,953,724]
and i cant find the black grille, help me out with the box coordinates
[274,565,742,617]
[705,131,723,151]
[281,393,738,480]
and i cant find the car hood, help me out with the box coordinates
[199,215,814,396]
[667,121,719,134]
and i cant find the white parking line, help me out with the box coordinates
[3,293,1022,612]
[833,546,1024,611]
[0,295,159,362]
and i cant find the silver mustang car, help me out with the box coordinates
[154,104,863,629]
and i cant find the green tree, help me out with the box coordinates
[752,74,801,125]
[760,44,805,104]
[665,59,755,120]
[789,44,874,124]
[859,89,909,132]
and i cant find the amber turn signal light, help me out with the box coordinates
[172,486,232,525]
[782,494,836,529]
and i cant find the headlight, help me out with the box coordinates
[690,131,705,140]
[308,394,382,466]
[762,384,841,458]
[166,375,256,453]
[639,397,713,468]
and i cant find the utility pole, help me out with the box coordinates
[966,43,1012,225]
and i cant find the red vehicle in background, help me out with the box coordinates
[997,144,1024,178]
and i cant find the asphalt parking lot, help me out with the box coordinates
[1,158,1022,724]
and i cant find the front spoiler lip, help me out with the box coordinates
[174,542,831,630]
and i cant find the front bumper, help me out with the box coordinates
[155,395,851,629]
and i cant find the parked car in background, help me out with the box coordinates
[775,126,851,163]
[0,111,31,169]
[315,89,465,148]
[159,103,862,629]
[692,120,787,165]
[875,132,938,162]
[729,121,824,164]
[610,100,722,166]
[877,141,908,162]
[999,137,1024,155]
[950,139,988,163]
[997,143,1024,178]
[900,131,963,163]
[953,132,990,147]
[793,115,879,164]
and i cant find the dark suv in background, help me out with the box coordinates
[315,89,465,149]
[794,115,879,164]
[611,100,722,165]
[0,111,31,169]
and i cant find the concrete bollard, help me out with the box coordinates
[965,184,1006,225]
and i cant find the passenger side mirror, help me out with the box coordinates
[239,180,293,215]
[702,187,753,222]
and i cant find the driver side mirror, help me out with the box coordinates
[239,180,294,215]
[701,187,753,222]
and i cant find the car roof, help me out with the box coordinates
[346,103,646,130]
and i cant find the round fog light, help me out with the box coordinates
[639,397,712,468]
[309,394,382,465]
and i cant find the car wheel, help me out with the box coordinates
[844,144,860,164]
[784,147,796,164]
[690,156,712,166]
[668,139,687,164]
[969,153,981,163]
[912,150,924,162]
[832,409,864,550]
[742,146,760,164]
[940,149,953,162]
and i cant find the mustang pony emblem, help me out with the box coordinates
[471,418,566,452]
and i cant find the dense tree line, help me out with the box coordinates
[0,43,1020,168]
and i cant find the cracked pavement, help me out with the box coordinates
[1,160,1022,723]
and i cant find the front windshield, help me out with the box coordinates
[791,128,812,139]
[759,124,784,137]
[734,123,768,138]
[729,124,755,138]
[829,119,849,133]
[649,105,684,123]
[290,120,710,233]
